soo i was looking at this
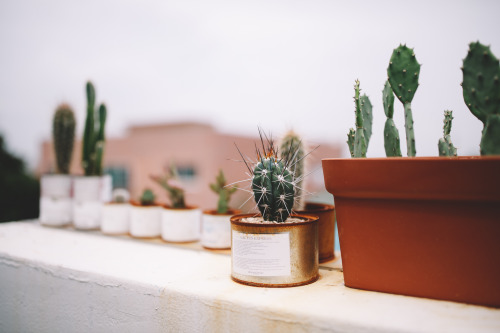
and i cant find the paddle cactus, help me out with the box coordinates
[437,111,457,156]
[382,81,402,157]
[82,81,107,175]
[151,164,186,208]
[140,189,155,206]
[53,103,76,174]
[210,169,237,214]
[462,41,500,155]
[347,80,372,157]
[279,130,306,211]
[387,44,420,157]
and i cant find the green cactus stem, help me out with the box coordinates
[462,41,500,155]
[438,110,457,156]
[140,189,156,206]
[361,94,373,147]
[210,169,237,214]
[348,80,371,157]
[82,81,107,175]
[382,80,402,157]
[279,130,306,211]
[52,103,76,174]
[151,164,186,208]
[388,44,420,157]
[347,128,355,157]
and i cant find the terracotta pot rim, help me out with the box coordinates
[230,213,318,227]
[129,200,161,207]
[323,155,500,162]
[203,209,241,216]
[162,205,199,210]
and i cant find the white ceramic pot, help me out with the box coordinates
[129,203,161,238]
[201,210,240,249]
[39,174,73,227]
[101,174,113,203]
[161,206,201,243]
[73,176,102,230]
[101,203,130,235]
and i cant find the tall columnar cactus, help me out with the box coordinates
[347,80,372,157]
[151,164,186,208]
[52,103,76,174]
[382,80,402,157]
[140,189,156,206]
[210,169,237,214]
[82,81,107,176]
[462,41,500,155]
[387,44,420,157]
[279,130,305,211]
[438,110,457,156]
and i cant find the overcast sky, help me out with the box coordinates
[1,0,499,170]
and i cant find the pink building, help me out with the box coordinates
[37,122,342,210]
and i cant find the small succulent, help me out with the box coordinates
[209,169,237,214]
[140,189,155,206]
[82,81,107,176]
[52,103,76,174]
[438,110,457,156]
[151,164,186,208]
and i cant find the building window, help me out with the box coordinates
[104,167,129,189]
[176,165,197,182]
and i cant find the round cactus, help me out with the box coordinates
[140,189,156,206]
[52,103,76,174]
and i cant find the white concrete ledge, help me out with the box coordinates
[1,221,499,333]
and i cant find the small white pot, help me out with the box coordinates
[73,176,102,230]
[161,206,201,243]
[39,174,73,227]
[201,210,240,249]
[101,203,130,235]
[129,203,162,238]
[101,174,113,203]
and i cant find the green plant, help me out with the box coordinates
[347,80,373,157]
[140,189,155,206]
[151,164,186,208]
[382,80,402,157]
[387,44,421,157]
[438,110,457,156]
[53,103,76,174]
[82,81,107,176]
[209,169,237,214]
[279,130,306,210]
[462,41,500,155]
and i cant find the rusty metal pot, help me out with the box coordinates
[230,213,319,287]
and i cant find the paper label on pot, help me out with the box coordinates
[232,231,291,277]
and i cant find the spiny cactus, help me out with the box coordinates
[53,103,76,174]
[209,169,237,214]
[140,189,156,206]
[382,80,402,157]
[151,164,186,208]
[347,80,372,158]
[279,130,306,210]
[438,110,457,156]
[462,41,500,155]
[82,81,107,176]
[387,44,420,157]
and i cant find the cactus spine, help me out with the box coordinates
[140,189,156,206]
[387,44,420,157]
[382,80,402,157]
[151,164,186,208]
[461,41,500,155]
[52,103,76,174]
[347,80,372,157]
[438,110,457,156]
[279,130,305,211]
[210,169,237,214]
[82,81,107,176]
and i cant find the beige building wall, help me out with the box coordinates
[37,122,343,211]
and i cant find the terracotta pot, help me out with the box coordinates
[129,202,162,238]
[39,174,73,227]
[322,156,500,307]
[73,176,102,230]
[201,209,241,249]
[161,206,201,243]
[101,203,130,235]
[230,213,319,287]
[295,202,336,263]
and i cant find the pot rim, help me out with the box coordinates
[162,204,199,210]
[295,202,334,214]
[230,213,318,227]
[130,200,162,207]
[203,209,241,216]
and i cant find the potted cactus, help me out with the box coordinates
[322,42,500,307]
[201,169,239,249]
[73,81,108,230]
[151,164,201,243]
[230,129,319,287]
[101,188,131,235]
[40,103,76,227]
[279,130,336,263]
[129,189,162,238]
